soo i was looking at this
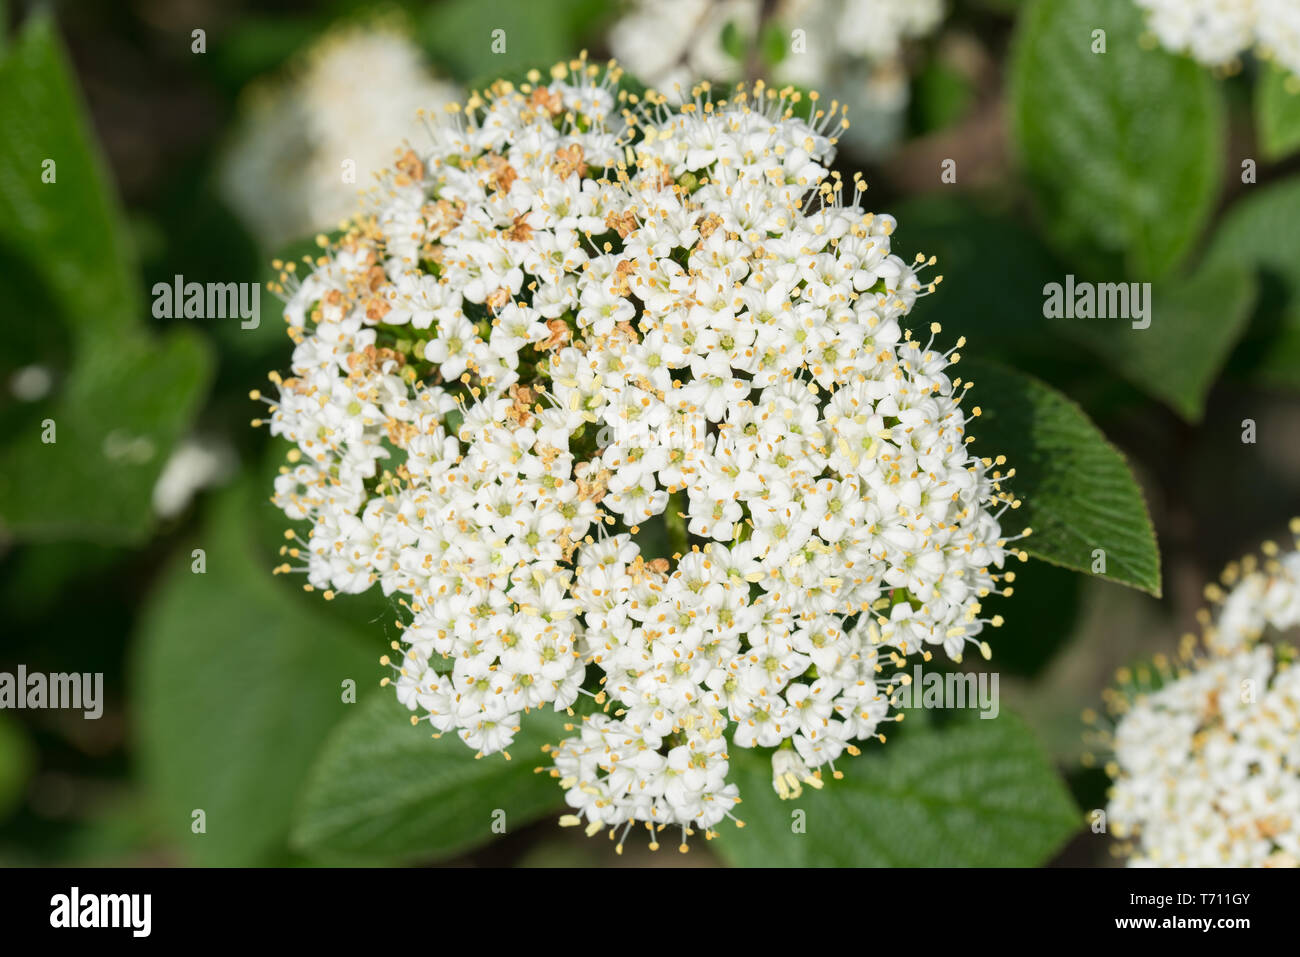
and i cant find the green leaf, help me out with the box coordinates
[760,21,788,69]
[0,330,213,541]
[234,232,324,359]
[421,0,610,86]
[0,15,140,340]
[1009,0,1222,279]
[0,714,33,822]
[0,16,214,542]
[133,479,376,866]
[987,558,1083,678]
[910,62,975,134]
[1257,64,1300,161]
[206,15,326,97]
[894,195,1070,367]
[895,196,1174,424]
[1051,265,1257,421]
[720,20,746,63]
[716,712,1079,867]
[291,693,568,864]
[1201,178,1300,389]
[965,359,1161,595]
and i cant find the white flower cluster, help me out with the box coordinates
[259,59,1019,851]
[1094,523,1300,867]
[220,21,460,248]
[1211,540,1300,652]
[1133,0,1300,80]
[832,0,948,62]
[609,0,946,153]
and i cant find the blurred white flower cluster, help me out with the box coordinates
[1133,0,1300,80]
[220,22,460,248]
[1210,536,1300,651]
[609,0,946,154]
[1094,523,1300,867]
[259,58,1019,851]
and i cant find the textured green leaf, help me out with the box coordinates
[291,693,568,864]
[716,712,1080,867]
[965,360,1161,595]
[1009,0,1222,278]
[134,480,375,866]
[1051,264,1257,421]
[1257,64,1300,161]
[1201,178,1300,388]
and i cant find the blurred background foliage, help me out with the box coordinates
[1,0,1298,867]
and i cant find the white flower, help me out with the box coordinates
[1094,521,1300,867]
[262,58,1020,850]
[607,0,946,154]
[219,21,460,247]
[771,745,826,799]
[1134,0,1300,80]
[833,0,946,61]
[1258,0,1300,79]
[1210,541,1300,651]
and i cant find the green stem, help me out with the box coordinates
[666,491,689,557]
